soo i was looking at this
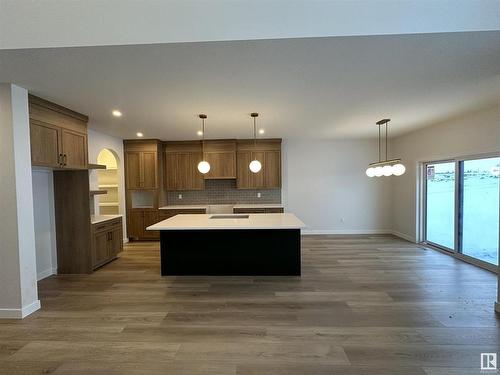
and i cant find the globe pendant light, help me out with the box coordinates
[365,118,406,177]
[249,113,262,173]
[197,114,211,174]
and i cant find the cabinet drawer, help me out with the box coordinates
[159,208,206,220]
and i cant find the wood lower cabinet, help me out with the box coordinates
[233,207,284,214]
[29,95,88,169]
[127,209,160,240]
[91,218,123,270]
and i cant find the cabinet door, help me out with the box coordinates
[92,230,109,268]
[61,129,87,168]
[189,152,205,190]
[250,151,265,188]
[165,153,178,190]
[264,151,281,188]
[109,226,123,258]
[127,211,144,239]
[126,152,142,189]
[30,121,61,167]
[142,211,159,239]
[204,152,236,179]
[236,151,252,189]
[142,152,157,189]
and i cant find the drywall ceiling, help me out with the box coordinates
[1,31,500,140]
[2,0,500,50]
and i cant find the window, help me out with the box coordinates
[459,157,500,265]
[423,155,500,269]
[425,162,456,250]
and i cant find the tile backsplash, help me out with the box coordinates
[166,179,281,205]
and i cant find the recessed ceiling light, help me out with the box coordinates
[197,130,203,136]
[259,129,265,135]
[112,110,122,117]
[136,132,143,137]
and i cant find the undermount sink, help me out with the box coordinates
[209,214,249,219]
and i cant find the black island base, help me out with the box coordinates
[160,229,301,276]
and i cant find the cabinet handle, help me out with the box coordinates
[63,154,67,166]
[59,154,63,166]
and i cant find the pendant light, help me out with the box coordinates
[249,113,262,173]
[197,114,211,174]
[366,118,406,177]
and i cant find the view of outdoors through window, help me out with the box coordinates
[425,157,499,266]
[461,157,500,265]
[426,162,455,249]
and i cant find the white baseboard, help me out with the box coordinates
[123,237,129,244]
[301,229,417,244]
[302,229,393,235]
[390,230,416,243]
[37,267,57,281]
[0,299,40,319]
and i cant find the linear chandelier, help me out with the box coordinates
[366,119,405,177]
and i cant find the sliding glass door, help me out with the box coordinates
[459,157,500,265]
[424,155,500,269]
[424,161,456,250]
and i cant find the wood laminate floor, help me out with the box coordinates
[0,235,498,374]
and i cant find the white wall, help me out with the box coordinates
[32,169,57,280]
[283,138,392,233]
[0,83,39,318]
[87,128,127,239]
[392,104,500,241]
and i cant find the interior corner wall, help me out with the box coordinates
[391,104,500,242]
[283,138,392,234]
[32,169,57,280]
[87,127,127,240]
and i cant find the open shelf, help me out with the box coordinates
[87,163,107,170]
[99,184,118,188]
[99,202,119,206]
[90,190,107,196]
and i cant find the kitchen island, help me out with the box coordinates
[147,213,305,276]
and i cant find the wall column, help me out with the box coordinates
[0,83,40,318]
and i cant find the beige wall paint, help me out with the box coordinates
[391,104,500,241]
[283,139,392,233]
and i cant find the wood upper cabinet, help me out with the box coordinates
[236,139,281,189]
[203,140,236,179]
[164,142,204,191]
[30,121,60,167]
[125,152,142,189]
[61,129,87,169]
[124,141,160,190]
[29,95,88,169]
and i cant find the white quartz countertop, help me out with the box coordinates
[91,214,122,225]
[147,213,304,231]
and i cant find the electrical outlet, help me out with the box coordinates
[257,192,261,198]
[178,194,183,200]
[340,217,345,223]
